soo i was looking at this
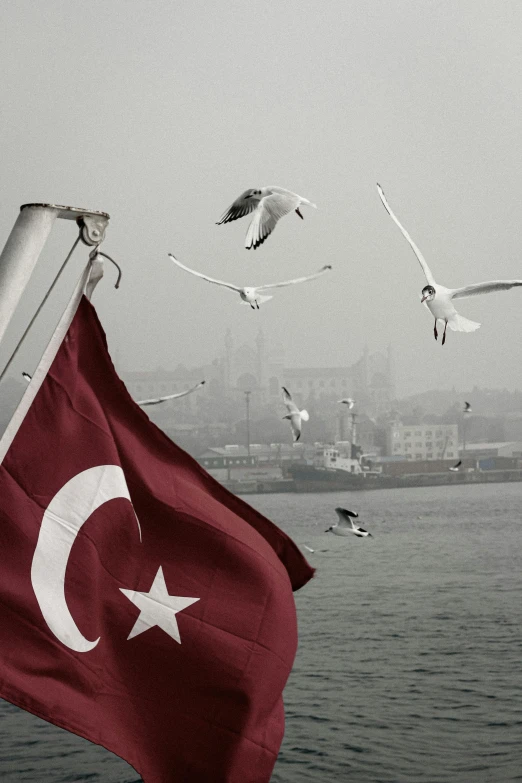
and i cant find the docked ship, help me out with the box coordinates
[288,444,522,493]
[288,444,384,491]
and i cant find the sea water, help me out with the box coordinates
[1,483,521,782]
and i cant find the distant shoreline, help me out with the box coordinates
[225,469,522,495]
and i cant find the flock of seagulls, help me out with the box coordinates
[160,181,522,441]
[22,184,504,561]
[26,182,503,449]
[164,183,506,550]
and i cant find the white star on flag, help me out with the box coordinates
[120,566,199,643]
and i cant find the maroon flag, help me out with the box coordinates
[0,295,314,782]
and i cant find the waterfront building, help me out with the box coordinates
[387,423,458,461]
[121,331,396,421]
[196,443,311,483]
[460,442,522,459]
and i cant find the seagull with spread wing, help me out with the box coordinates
[216,186,317,249]
[136,380,206,406]
[449,460,462,472]
[377,184,522,345]
[23,370,205,407]
[281,386,309,442]
[325,508,373,538]
[168,254,331,309]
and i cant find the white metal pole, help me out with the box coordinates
[0,203,109,351]
[0,206,58,346]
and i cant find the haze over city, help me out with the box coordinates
[1,0,522,403]
[3,5,522,783]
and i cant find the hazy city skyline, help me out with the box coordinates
[2,1,522,402]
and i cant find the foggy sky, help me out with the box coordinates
[1,0,522,399]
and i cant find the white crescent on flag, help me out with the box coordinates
[31,465,140,653]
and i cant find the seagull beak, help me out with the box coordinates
[421,294,428,303]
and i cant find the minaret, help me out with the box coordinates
[337,410,347,442]
[386,343,396,401]
[362,343,370,390]
[256,329,266,389]
[224,329,233,390]
[356,343,370,408]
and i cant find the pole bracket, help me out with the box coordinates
[20,203,110,247]
[79,214,110,246]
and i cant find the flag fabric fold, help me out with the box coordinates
[0,294,314,782]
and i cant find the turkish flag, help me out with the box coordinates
[0,296,314,782]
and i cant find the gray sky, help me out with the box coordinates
[1,0,522,397]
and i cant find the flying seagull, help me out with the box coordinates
[216,186,317,249]
[325,507,373,538]
[338,397,355,409]
[168,254,331,309]
[136,381,206,406]
[377,184,522,345]
[449,460,462,472]
[281,386,309,442]
[302,545,315,554]
[23,371,205,406]
[463,401,472,413]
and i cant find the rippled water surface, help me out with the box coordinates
[1,483,522,782]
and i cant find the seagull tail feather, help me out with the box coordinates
[448,313,481,332]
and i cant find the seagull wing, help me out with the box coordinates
[257,265,332,292]
[168,254,240,292]
[216,190,261,224]
[282,386,299,413]
[377,183,436,286]
[290,414,302,441]
[245,192,299,249]
[336,516,355,530]
[137,380,205,406]
[450,280,522,300]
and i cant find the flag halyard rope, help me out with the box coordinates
[0,232,82,384]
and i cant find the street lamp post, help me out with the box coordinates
[351,413,357,446]
[244,390,251,457]
[462,407,471,458]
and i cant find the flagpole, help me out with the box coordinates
[0,203,109,348]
